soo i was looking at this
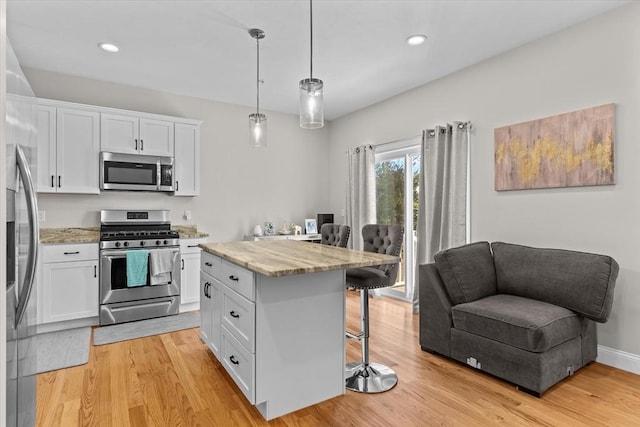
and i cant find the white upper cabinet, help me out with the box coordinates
[101,113,174,157]
[174,123,200,196]
[36,103,100,194]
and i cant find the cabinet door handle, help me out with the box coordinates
[229,275,239,282]
[58,176,61,188]
[135,139,138,150]
[176,181,179,191]
[229,355,239,365]
[181,259,185,270]
[230,311,240,319]
[94,265,97,278]
[51,175,55,188]
[204,281,210,298]
[204,262,212,267]
[140,139,144,151]
[63,251,80,255]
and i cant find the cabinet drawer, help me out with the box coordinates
[200,252,222,277]
[220,259,255,301]
[43,243,98,263]
[221,326,255,404]
[221,286,255,353]
[180,238,206,254]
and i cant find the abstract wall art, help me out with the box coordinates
[494,104,615,191]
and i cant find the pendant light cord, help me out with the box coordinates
[310,0,313,80]
[256,36,260,115]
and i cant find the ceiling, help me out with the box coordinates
[6,0,629,121]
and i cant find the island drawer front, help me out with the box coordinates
[221,286,255,353]
[220,260,255,301]
[221,326,255,404]
[43,243,99,263]
[201,252,222,277]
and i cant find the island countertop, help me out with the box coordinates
[199,239,400,277]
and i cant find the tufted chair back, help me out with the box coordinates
[320,223,351,248]
[361,224,405,283]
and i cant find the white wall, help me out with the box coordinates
[24,69,330,242]
[328,3,640,356]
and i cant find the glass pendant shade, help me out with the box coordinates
[299,78,324,129]
[249,113,267,148]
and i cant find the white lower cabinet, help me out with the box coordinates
[40,243,99,325]
[201,251,255,402]
[179,238,206,312]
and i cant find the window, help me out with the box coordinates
[375,137,420,302]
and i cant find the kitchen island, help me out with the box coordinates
[198,240,399,420]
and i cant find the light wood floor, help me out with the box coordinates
[37,291,640,426]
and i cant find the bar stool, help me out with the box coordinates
[320,223,351,248]
[345,224,404,393]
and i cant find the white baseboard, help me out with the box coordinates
[597,345,640,375]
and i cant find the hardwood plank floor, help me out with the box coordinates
[37,291,640,426]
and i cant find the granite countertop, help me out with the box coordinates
[40,225,209,244]
[199,240,399,277]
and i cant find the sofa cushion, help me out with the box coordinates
[491,242,619,323]
[434,241,497,305]
[452,294,581,353]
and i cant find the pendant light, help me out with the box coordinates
[299,0,324,129]
[249,28,266,148]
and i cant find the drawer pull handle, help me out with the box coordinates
[229,355,239,365]
[205,262,213,267]
[229,275,239,282]
[187,245,199,248]
[63,251,80,255]
[230,311,240,319]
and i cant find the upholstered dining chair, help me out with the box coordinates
[345,223,404,393]
[320,223,351,248]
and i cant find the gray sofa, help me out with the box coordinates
[419,241,619,395]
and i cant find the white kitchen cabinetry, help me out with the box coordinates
[101,113,174,157]
[39,243,99,326]
[36,104,100,194]
[174,123,200,196]
[179,238,206,312]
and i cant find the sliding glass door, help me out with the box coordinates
[375,140,420,301]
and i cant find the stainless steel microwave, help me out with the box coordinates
[100,152,174,192]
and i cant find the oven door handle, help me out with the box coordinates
[100,248,179,258]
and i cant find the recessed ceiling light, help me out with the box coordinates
[98,42,119,53]
[406,34,427,46]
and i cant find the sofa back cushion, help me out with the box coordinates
[491,242,619,323]
[434,241,497,305]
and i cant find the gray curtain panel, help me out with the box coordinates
[346,145,376,251]
[413,123,469,312]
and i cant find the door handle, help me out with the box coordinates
[230,311,240,319]
[135,139,138,150]
[229,355,239,365]
[181,259,185,270]
[51,175,54,188]
[15,145,40,328]
[94,265,97,278]
[58,175,61,188]
[140,139,144,151]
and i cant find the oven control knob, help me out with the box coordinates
[115,242,121,248]
[123,241,129,247]
[140,241,145,246]
[164,240,168,245]
[156,240,161,246]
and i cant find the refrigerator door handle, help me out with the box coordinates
[15,145,40,328]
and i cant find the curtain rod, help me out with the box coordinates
[373,120,472,148]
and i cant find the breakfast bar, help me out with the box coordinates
[198,239,399,420]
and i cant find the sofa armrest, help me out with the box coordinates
[419,263,454,356]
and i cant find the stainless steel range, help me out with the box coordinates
[99,209,180,325]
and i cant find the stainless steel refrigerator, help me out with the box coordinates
[5,40,39,427]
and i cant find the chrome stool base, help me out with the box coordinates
[345,362,398,393]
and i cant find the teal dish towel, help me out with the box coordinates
[126,250,149,287]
